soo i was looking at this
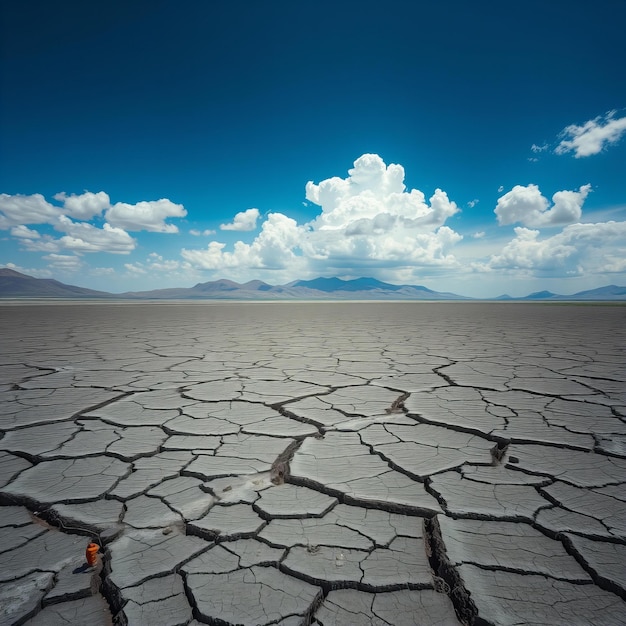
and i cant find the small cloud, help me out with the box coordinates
[220,208,260,231]
[467,199,479,208]
[190,228,216,236]
[472,231,485,239]
[20,235,60,253]
[555,110,626,157]
[43,253,83,271]
[531,143,548,153]
[106,199,187,233]
[495,183,591,228]
[90,267,115,276]
[126,255,193,276]
[527,157,539,163]
[124,262,147,275]
[54,191,110,220]
[56,217,136,254]
[497,185,504,193]
[10,225,41,239]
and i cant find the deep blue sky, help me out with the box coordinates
[1,0,625,297]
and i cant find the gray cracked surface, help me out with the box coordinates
[0,301,625,625]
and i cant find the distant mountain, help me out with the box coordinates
[524,290,558,300]
[283,277,465,299]
[517,285,626,301]
[242,280,273,291]
[285,277,466,299]
[561,285,626,300]
[121,279,275,299]
[0,268,112,298]
[121,276,467,300]
[1,268,625,301]
[290,277,404,292]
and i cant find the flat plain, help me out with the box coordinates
[0,301,625,626]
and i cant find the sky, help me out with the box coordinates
[1,0,625,298]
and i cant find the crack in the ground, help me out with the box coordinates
[424,516,478,626]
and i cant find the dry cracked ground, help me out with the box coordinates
[0,301,625,626]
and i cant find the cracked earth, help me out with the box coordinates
[0,301,624,625]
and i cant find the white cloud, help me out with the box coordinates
[181,241,229,269]
[495,184,591,227]
[0,193,59,228]
[10,225,41,239]
[303,154,461,269]
[182,154,463,278]
[302,225,461,269]
[1,192,186,240]
[123,255,198,282]
[124,262,147,275]
[183,212,303,270]
[305,154,459,230]
[220,208,260,231]
[487,227,574,272]
[2,191,188,267]
[146,253,191,272]
[106,199,187,232]
[43,253,83,272]
[90,267,115,276]
[555,111,626,157]
[20,236,61,253]
[467,199,479,208]
[190,228,216,236]
[54,191,111,220]
[56,217,136,254]
[531,143,548,153]
[486,221,626,275]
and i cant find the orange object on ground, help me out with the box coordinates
[86,542,99,566]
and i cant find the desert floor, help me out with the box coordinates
[1,302,625,625]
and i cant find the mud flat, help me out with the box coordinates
[0,301,624,625]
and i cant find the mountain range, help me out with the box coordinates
[1,268,625,301]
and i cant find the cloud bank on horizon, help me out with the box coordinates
[1,111,625,297]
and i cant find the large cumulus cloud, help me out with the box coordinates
[306,154,459,231]
[182,154,463,278]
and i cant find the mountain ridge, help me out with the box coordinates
[0,268,115,298]
[120,275,468,300]
[1,268,625,301]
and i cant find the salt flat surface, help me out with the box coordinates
[0,301,624,625]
